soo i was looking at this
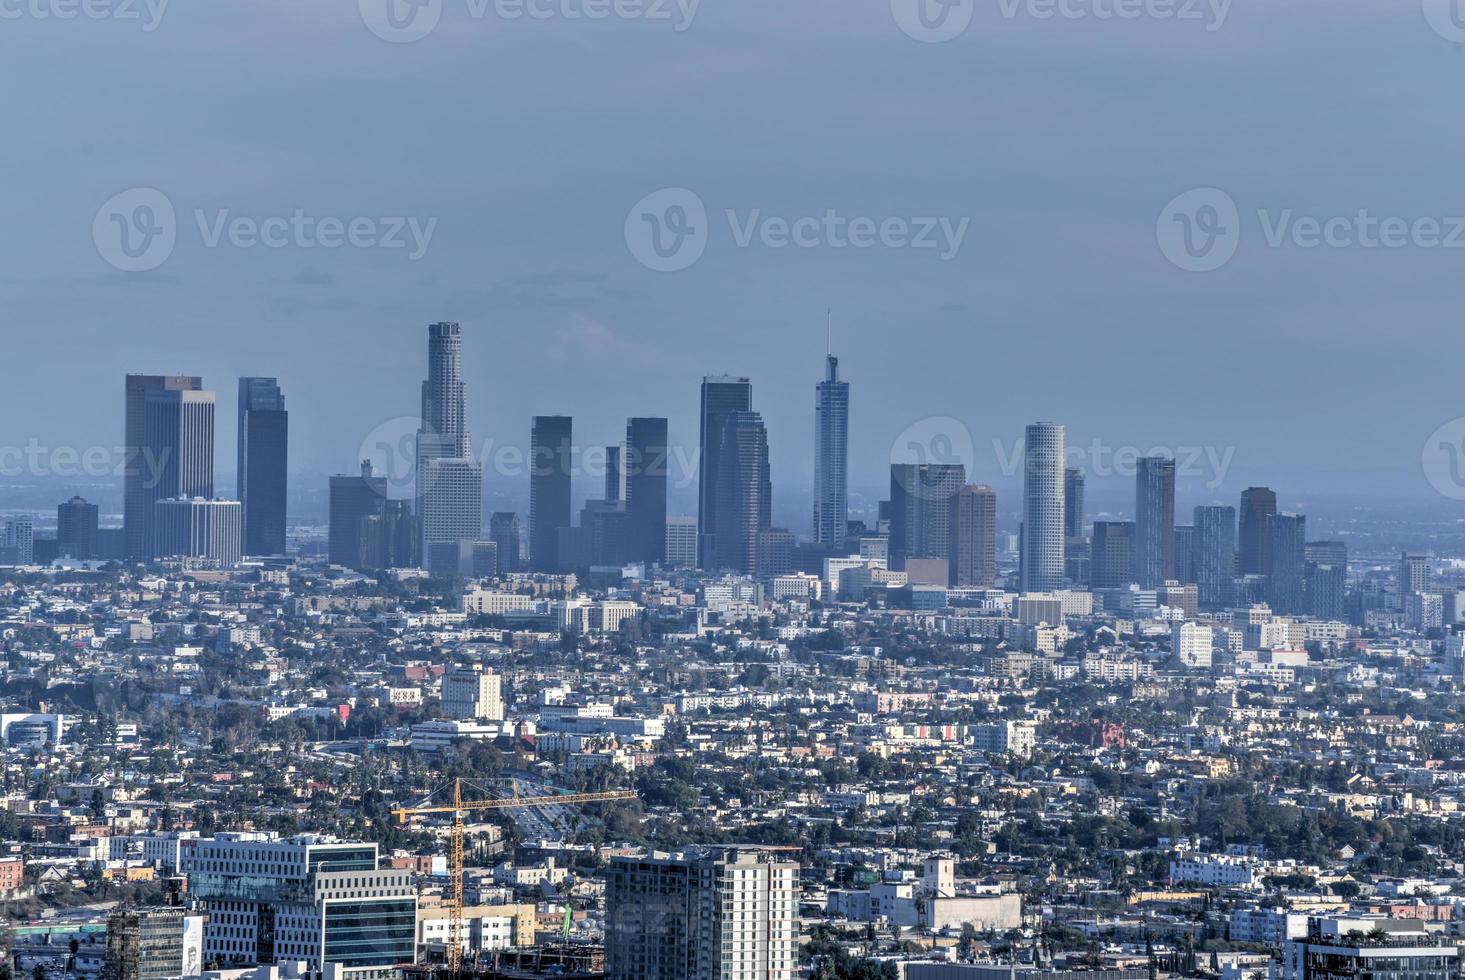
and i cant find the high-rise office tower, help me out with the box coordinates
[1193,505,1237,610]
[488,512,521,574]
[625,417,669,566]
[711,411,771,574]
[664,516,698,568]
[604,445,622,502]
[143,387,216,559]
[1399,552,1431,597]
[1133,455,1175,588]
[1305,540,1348,571]
[1267,513,1307,615]
[57,496,99,560]
[362,499,419,571]
[813,349,849,549]
[606,847,799,980]
[949,484,997,588]
[416,322,482,569]
[698,376,752,567]
[329,462,387,568]
[1090,521,1134,590]
[1020,422,1065,593]
[152,498,242,568]
[1064,468,1085,539]
[236,377,288,557]
[529,416,573,571]
[124,374,202,559]
[1172,525,1195,584]
[889,464,965,569]
[1307,561,1346,621]
[1239,486,1277,576]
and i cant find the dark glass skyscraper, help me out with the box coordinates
[698,376,752,568]
[329,462,387,568]
[813,352,849,549]
[529,415,573,571]
[1193,504,1237,610]
[1268,513,1307,614]
[1064,468,1085,540]
[625,417,669,566]
[1239,486,1277,576]
[1133,455,1175,588]
[489,512,521,574]
[889,463,965,569]
[711,411,771,574]
[1091,521,1134,590]
[57,496,99,560]
[124,374,201,559]
[237,377,288,556]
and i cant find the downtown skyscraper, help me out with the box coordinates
[698,376,753,568]
[123,374,201,559]
[142,386,217,559]
[529,415,573,572]
[237,377,288,557]
[415,323,482,575]
[949,484,997,588]
[711,411,771,574]
[1133,455,1176,588]
[1193,504,1237,610]
[813,350,849,549]
[1239,486,1277,577]
[889,463,965,570]
[625,417,669,566]
[1268,512,1308,614]
[1020,422,1065,592]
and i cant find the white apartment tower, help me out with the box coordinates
[606,847,799,980]
[441,664,504,721]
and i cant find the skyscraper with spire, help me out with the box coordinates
[415,322,482,574]
[813,323,849,549]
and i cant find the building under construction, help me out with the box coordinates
[404,943,605,980]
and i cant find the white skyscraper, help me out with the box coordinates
[1020,422,1066,593]
[416,322,483,575]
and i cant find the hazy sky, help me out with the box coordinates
[3,0,1464,514]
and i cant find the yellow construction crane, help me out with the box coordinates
[391,779,636,976]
